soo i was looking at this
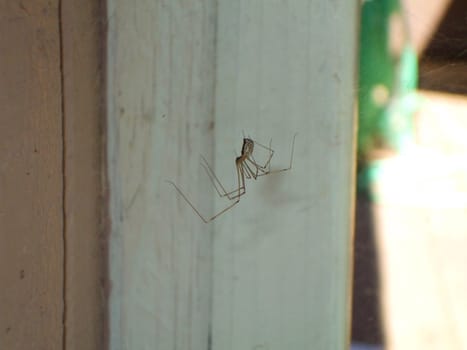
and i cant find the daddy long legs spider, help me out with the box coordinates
[167,133,297,223]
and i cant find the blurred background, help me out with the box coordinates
[351,0,467,349]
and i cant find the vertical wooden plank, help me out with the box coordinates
[212,0,358,349]
[107,1,216,349]
[0,2,63,350]
[108,0,357,348]
[61,1,107,349]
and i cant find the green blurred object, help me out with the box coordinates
[358,0,419,192]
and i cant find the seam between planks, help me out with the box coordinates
[58,0,67,348]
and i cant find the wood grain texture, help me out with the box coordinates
[0,1,63,349]
[107,1,216,349]
[211,1,358,349]
[61,0,108,349]
[107,0,357,349]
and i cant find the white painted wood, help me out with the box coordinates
[107,1,216,349]
[211,1,358,349]
[107,0,358,349]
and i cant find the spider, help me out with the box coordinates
[167,133,297,223]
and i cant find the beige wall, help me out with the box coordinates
[0,1,107,349]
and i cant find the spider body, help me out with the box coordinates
[238,138,254,161]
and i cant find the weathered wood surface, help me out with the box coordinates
[107,0,358,349]
[0,1,108,349]
[61,1,107,349]
[107,1,216,349]
[0,2,63,349]
[212,1,357,349]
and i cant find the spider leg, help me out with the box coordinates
[252,138,274,170]
[242,159,260,180]
[253,133,297,177]
[200,156,246,200]
[245,157,269,177]
[166,160,245,223]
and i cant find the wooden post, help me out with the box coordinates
[107,1,217,349]
[107,0,358,349]
[212,1,358,349]
[0,2,64,349]
[61,1,108,349]
[0,1,107,349]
